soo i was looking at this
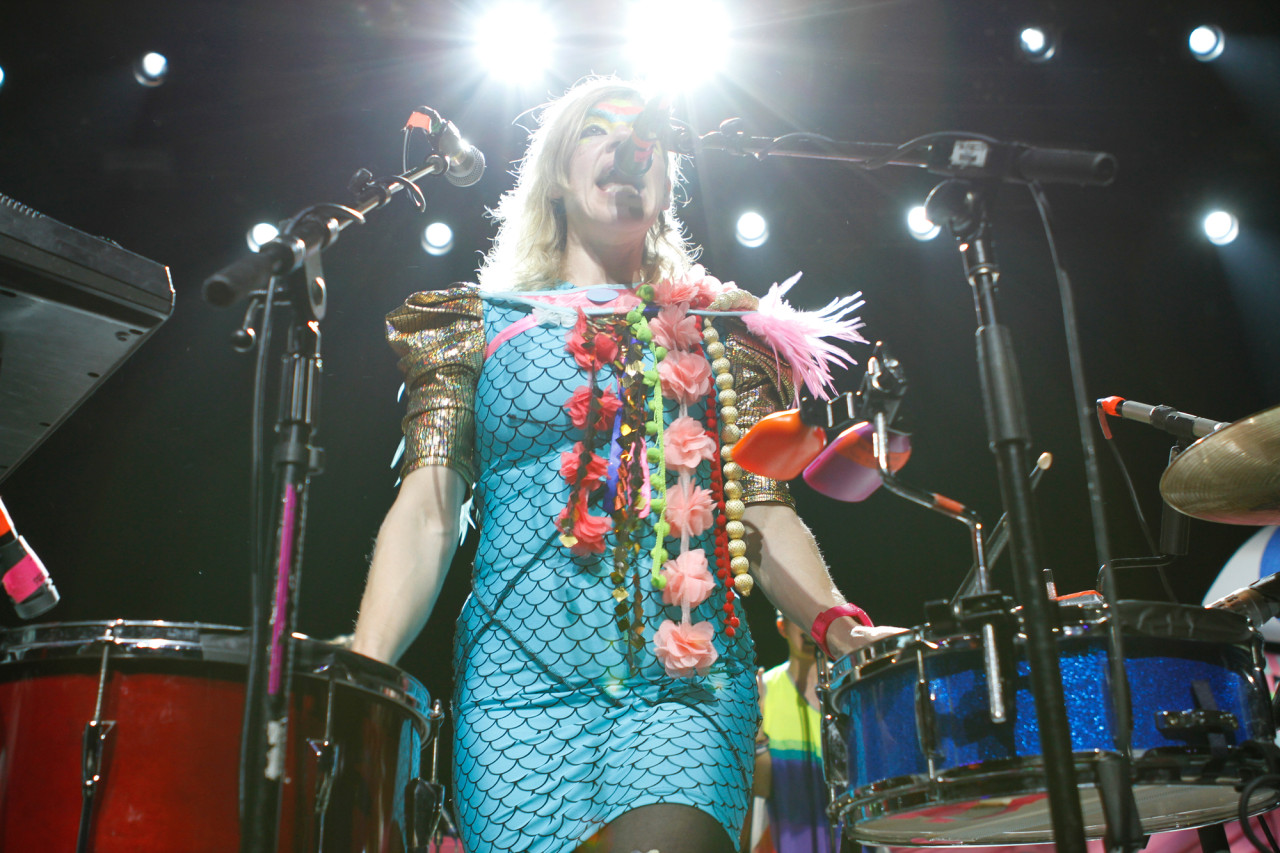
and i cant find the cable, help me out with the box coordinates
[238,274,278,820]
[1028,181,1136,769]
[1101,436,1160,555]
[1097,435,1179,602]
[1261,813,1280,853]
[1239,775,1280,853]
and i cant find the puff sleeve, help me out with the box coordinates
[386,284,485,484]
[724,325,797,508]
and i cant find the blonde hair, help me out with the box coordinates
[477,77,696,292]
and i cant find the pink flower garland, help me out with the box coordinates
[649,277,722,679]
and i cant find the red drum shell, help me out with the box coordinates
[0,621,432,853]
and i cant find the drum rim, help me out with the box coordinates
[834,748,1280,844]
[0,619,433,729]
[829,599,1257,694]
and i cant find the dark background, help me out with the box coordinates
[2,0,1278,733]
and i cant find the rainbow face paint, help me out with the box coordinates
[577,98,643,145]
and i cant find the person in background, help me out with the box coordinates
[750,612,834,853]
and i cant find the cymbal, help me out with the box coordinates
[1160,404,1280,525]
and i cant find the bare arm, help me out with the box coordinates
[351,465,466,664]
[744,502,900,658]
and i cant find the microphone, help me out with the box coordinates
[614,95,672,178]
[1208,574,1280,626]
[1,497,59,619]
[436,119,485,188]
[1097,396,1227,441]
[404,107,486,187]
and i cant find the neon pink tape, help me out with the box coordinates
[3,553,46,602]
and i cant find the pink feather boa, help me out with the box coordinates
[742,272,867,401]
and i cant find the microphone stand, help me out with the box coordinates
[678,122,1117,187]
[205,124,476,853]
[925,178,1112,853]
[700,123,1119,850]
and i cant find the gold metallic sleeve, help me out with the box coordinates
[385,284,485,484]
[724,326,797,508]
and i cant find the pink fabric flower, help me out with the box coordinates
[555,494,612,555]
[663,415,715,472]
[565,310,620,370]
[661,549,715,610]
[653,619,719,678]
[565,385,622,431]
[649,304,702,352]
[654,265,731,310]
[657,350,712,405]
[664,480,714,538]
[592,330,619,364]
[560,443,608,489]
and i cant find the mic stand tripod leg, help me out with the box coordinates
[1196,822,1229,853]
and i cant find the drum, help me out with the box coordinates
[829,601,1280,846]
[0,620,436,853]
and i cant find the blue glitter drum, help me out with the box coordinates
[827,601,1279,846]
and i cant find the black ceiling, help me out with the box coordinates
[1,0,1278,691]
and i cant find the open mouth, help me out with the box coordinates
[596,169,643,194]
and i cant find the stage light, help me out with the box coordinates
[422,222,455,256]
[907,206,941,241]
[1189,25,1225,61]
[735,211,768,248]
[475,4,554,83]
[133,52,169,87]
[1019,27,1056,61]
[0,66,6,91]
[246,222,280,251]
[627,0,729,91]
[1203,210,1238,246]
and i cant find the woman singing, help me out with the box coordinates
[352,77,893,853]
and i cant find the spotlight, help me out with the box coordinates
[0,66,6,91]
[246,222,280,252]
[906,206,941,241]
[133,52,169,87]
[628,0,729,91]
[1189,25,1225,62]
[735,211,768,248]
[1018,26,1056,62]
[475,4,554,83]
[1203,210,1238,246]
[422,222,455,256]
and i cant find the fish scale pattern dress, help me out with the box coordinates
[387,282,794,853]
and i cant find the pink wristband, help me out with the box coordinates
[810,603,873,658]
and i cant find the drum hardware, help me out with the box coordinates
[405,699,447,853]
[78,630,118,853]
[1156,709,1240,739]
[305,665,343,848]
[849,349,1017,730]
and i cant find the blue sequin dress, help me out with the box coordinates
[386,283,792,853]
